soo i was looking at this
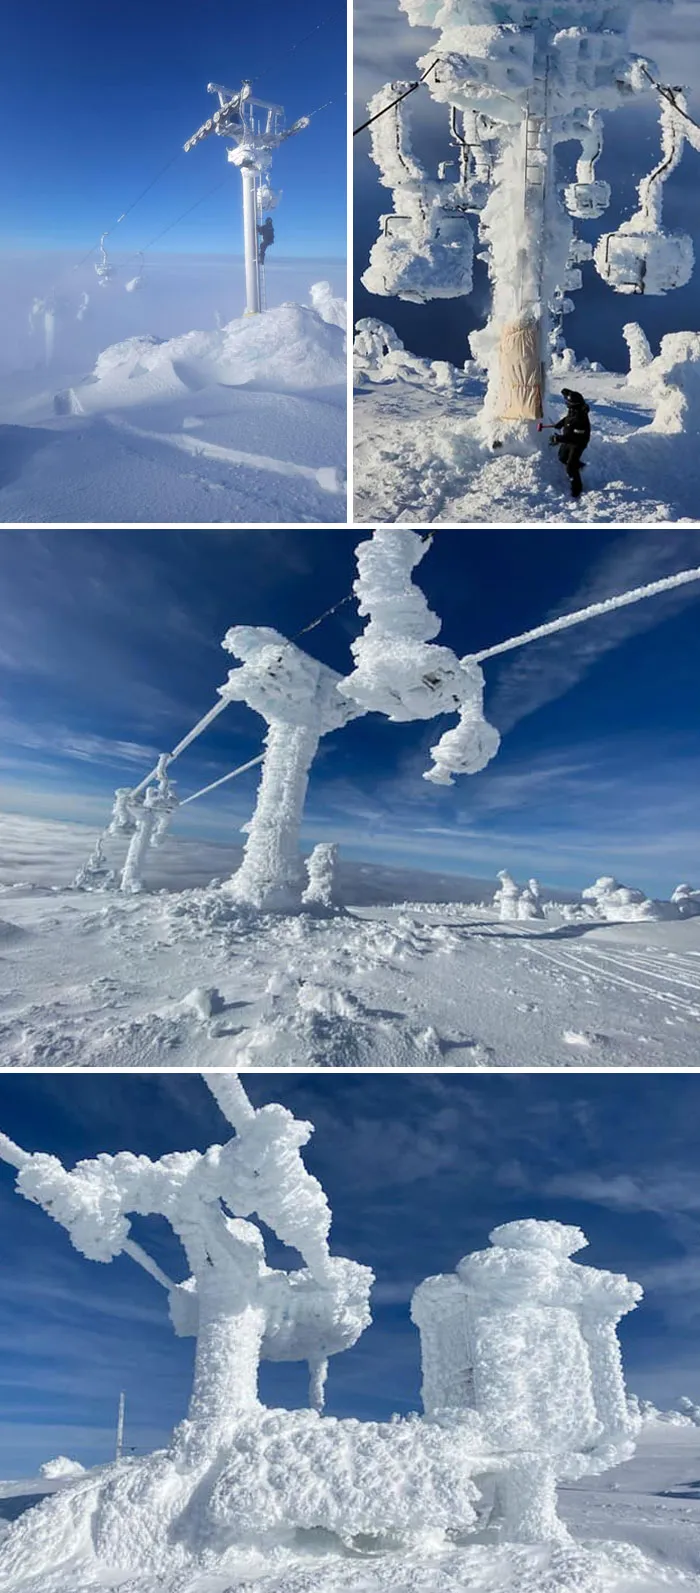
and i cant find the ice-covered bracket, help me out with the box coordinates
[338,528,500,785]
[362,0,694,438]
[0,1080,651,1589]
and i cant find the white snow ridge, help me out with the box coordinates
[0,288,347,523]
[0,1075,693,1593]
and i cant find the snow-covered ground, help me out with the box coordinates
[1,817,697,1067]
[0,279,346,524]
[354,362,699,525]
[0,1417,697,1591]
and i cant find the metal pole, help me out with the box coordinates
[241,166,261,315]
[115,1391,126,1462]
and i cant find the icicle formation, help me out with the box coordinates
[339,529,500,784]
[4,1073,373,1451]
[364,0,681,429]
[219,628,363,911]
[362,82,475,303]
[411,1218,642,1544]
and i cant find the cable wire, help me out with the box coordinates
[353,60,439,136]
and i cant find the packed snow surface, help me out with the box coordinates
[1,818,698,1066]
[353,332,700,523]
[0,292,346,524]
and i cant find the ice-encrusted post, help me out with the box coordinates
[218,628,363,911]
[338,529,500,785]
[120,758,178,894]
[411,1219,642,1544]
[302,842,341,913]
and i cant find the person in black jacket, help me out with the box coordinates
[552,388,591,499]
[257,217,275,264]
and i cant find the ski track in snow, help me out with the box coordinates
[109,418,344,495]
[1,889,698,1068]
[354,372,696,524]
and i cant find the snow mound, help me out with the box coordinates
[85,302,346,401]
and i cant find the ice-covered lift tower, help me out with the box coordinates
[363,0,687,432]
[185,81,310,316]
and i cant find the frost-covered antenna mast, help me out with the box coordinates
[363,0,679,436]
[184,80,310,316]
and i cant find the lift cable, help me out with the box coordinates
[641,65,700,138]
[353,60,439,136]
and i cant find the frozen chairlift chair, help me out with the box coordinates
[362,83,475,303]
[95,234,116,287]
[594,95,694,295]
[184,80,309,316]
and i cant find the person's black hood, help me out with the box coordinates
[561,388,588,410]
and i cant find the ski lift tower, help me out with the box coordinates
[185,81,309,316]
[364,0,674,436]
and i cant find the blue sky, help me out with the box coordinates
[1,1069,700,1476]
[0,0,346,259]
[354,0,700,368]
[0,526,698,898]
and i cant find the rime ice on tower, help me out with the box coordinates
[364,0,685,435]
[1,1074,373,1460]
[338,529,500,785]
[411,1219,642,1544]
[218,629,363,911]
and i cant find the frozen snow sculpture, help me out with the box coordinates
[364,0,692,438]
[338,529,500,785]
[354,316,405,373]
[517,881,544,920]
[362,83,475,304]
[72,834,117,893]
[219,629,364,911]
[582,875,681,922]
[493,869,520,920]
[310,281,346,332]
[644,331,700,436]
[411,1218,642,1544]
[671,883,700,918]
[302,842,342,913]
[623,321,653,378]
[120,757,179,894]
